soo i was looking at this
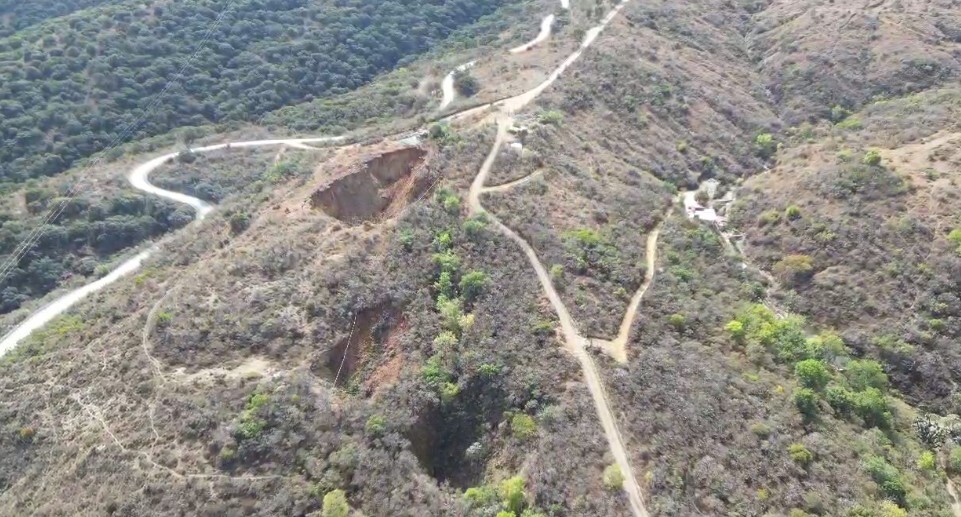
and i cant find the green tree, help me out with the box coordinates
[460,270,489,303]
[793,388,819,421]
[322,489,349,517]
[500,476,526,514]
[602,464,624,490]
[852,388,892,429]
[844,360,888,391]
[863,150,883,166]
[794,359,831,390]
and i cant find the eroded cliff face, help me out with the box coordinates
[311,146,431,224]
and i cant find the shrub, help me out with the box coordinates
[510,413,537,440]
[463,215,487,238]
[793,388,819,421]
[500,476,526,514]
[852,388,892,429]
[758,210,781,226]
[830,105,851,122]
[602,464,624,490]
[950,446,961,474]
[917,451,936,471]
[826,384,855,413]
[228,211,251,235]
[750,422,771,438]
[440,382,460,403]
[433,331,458,350]
[17,426,35,442]
[322,489,350,517]
[794,359,831,390]
[668,313,686,330]
[464,485,499,508]
[676,141,689,154]
[460,270,489,303]
[788,443,813,466]
[785,205,802,220]
[453,70,480,96]
[877,502,908,517]
[538,110,564,125]
[863,149,883,166]
[365,415,387,437]
[725,320,746,342]
[755,133,776,159]
[434,271,455,299]
[844,360,888,391]
[864,456,906,503]
[773,254,814,285]
[836,117,863,130]
[549,264,564,282]
[433,249,461,275]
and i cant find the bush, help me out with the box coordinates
[464,485,499,508]
[725,320,746,342]
[864,456,906,503]
[793,388,819,421]
[877,502,908,517]
[499,476,526,514]
[863,149,883,166]
[454,70,480,97]
[844,360,888,391]
[17,426,35,442]
[668,313,686,330]
[365,415,387,437]
[750,422,772,438]
[773,254,815,285]
[949,446,961,474]
[917,451,936,471]
[460,270,489,303]
[510,413,537,440]
[788,443,813,466]
[755,133,777,159]
[852,388,892,429]
[785,205,802,220]
[602,464,624,491]
[322,489,350,517]
[228,211,251,235]
[538,110,564,125]
[826,384,855,413]
[794,359,831,390]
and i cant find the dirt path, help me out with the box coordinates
[509,14,556,54]
[439,61,475,110]
[590,220,665,363]
[469,118,647,517]
[481,169,544,193]
[947,476,961,517]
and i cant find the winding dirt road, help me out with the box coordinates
[509,14,556,54]
[0,136,343,354]
[3,0,649,514]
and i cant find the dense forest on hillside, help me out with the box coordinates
[0,0,507,182]
[0,0,117,35]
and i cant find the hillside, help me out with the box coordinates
[3,0,961,515]
[0,0,507,181]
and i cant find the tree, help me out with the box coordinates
[794,359,831,390]
[459,270,489,303]
[793,388,819,421]
[788,443,813,466]
[852,388,892,429]
[602,464,624,490]
[755,133,776,159]
[322,489,349,517]
[454,70,480,97]
[500,476,526,514]
[844,360,888,391]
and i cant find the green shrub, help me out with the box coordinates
[676,141,689,154]
[228,211,251,235]
[463,214,487,238]
[434,271,455,299]
[788,443,813,466]
[750,422,771,438]
[844,360,888,391]
[322,489,350,517]
[668,313,686,330]
[852,388,892,429]
[440,382,460,403]
[949,446,961,474]
[17,427,35,442]
[773,254,814,285]
[460,270,489,303]
[878,502,908,517]
[758,210,782,226]
[917,451,936,471]
[500,476,526,514]
[464,485,498,508]
[793,388,819,421]
[835,117,863,130]
[433,331,458,350]
[365,415,387,437]
[602,464,624,491]
[785,205,802,220]
[863,149,883,166]
[538,110,564,125]
[725,320,746,342]
[755,133,776,159]
[794,359,831,390]
[826,384,855,413]
[453,70,479,96]
[432,249,461,275]
[510,414,537,440]
[864,456,906,503]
